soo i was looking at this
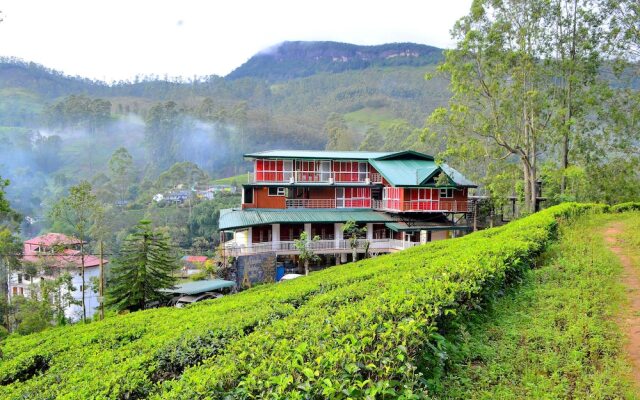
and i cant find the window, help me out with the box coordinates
[358,162,368,181]
[439,188,454,198]
[283,160,293,181]
[336,187,371,208]
[319,161,331,181]
[268,187,287,196]
[243,188,254,204]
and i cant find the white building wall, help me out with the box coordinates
[8,266,102,322]
[67,267,100,321]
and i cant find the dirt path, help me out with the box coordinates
[604,222,640,386]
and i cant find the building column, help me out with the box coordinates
[366,223,373,240]
[247,227,253,247]
[334,223,343,248]
[271,223,280,250]
[304,223,312,240]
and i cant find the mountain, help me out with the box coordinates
[227,41,444,81]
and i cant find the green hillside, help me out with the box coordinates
[1,203,635,399]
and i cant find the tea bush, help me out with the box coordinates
[0,203,609,399]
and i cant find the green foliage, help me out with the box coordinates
[324,113,354,150]
[0,203,614,399]
[154,162,208,191]
[49,181,102,241]
[145,101,184,172]
[434,212,637,398]
[108,147,134,204]
[610,202,640,213]
[106,220,178,312]
[45,95,112,131]
[293,232,321,275]
[12,297,52,336]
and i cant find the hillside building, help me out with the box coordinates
[219,150,476,282]
[9,233,107,321]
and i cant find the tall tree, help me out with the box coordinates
[293,232,320,276]
[145,101,183,171]
[0,177,22,330]
[107,220,177,312]
[50,181,102,322]
[324,113,355,150]
[425,0,609,212]
[108,147,134,206]
[342,221,367,262]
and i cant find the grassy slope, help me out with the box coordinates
[210,174,249,186]
[0,204,633,399]
[434,213,637,399]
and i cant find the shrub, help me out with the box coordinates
[0,203,614,399]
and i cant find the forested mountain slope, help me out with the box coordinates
[227,41,444,81]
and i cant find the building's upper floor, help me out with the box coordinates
[22,233,106,269]
[241,150,476,213]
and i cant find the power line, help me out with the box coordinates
[0,253,119,257]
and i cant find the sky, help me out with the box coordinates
[0,0,472,82]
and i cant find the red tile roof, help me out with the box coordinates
[22,233,106,269]
[182,255,209,263]
[24,233,84,246]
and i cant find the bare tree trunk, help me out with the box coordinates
[523,161,531,214]
[99,240,104,321]
[80,240,86,323]
[561,0,578,196]
[304,260,309,276]
[531,142,538,212]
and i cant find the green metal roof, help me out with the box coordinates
[373,150,435,161]
[244,150,394,160]
[441,164,477,187]
[385,222,471,232]
[368,158,476,188]
[219,208,395,230]
[161,279,236,295]
[369,159,440,186]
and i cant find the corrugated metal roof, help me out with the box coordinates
[369,159,440,186]
[441,164,477,187]
[369,159,476,187]
[244,150,395,160]
[219,208,395,230]
[161,279,236,295]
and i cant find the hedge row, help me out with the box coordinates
[0,203,608,399]
[610,201,640,213]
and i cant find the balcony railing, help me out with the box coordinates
[286,199,336,208]
[222,238,420,257]
[372,199,471,213]
[249,171,383,184]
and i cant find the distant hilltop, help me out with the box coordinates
[226,41,444,82]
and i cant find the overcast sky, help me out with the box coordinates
[0,0,472,82]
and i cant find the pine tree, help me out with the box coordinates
[107,220,177,312]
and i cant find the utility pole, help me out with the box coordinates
[99,240,104,320]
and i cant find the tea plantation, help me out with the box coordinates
[0,203,636,399]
